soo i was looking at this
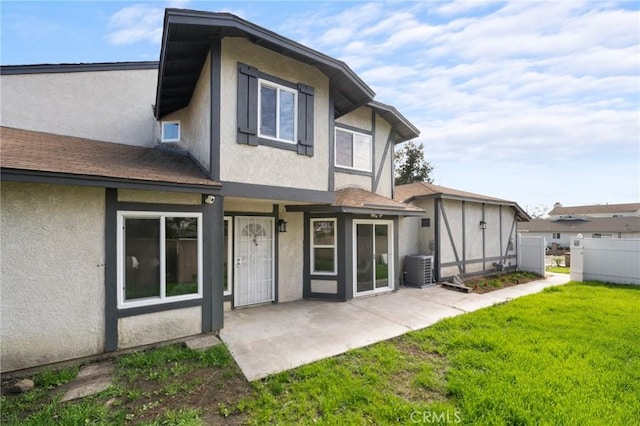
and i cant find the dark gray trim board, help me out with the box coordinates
[328,93,335,191]
[0,61,159,75]
[334,167,372,177]
[2,170,221,194]
[286,204,424,217]
[221,181,334,204]
[373,129,395,193]
[104,188,118,352]
[117,299,203,318]
[371,109,376,193]
[273,204,280,304]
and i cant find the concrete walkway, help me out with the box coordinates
[220,273,570,381]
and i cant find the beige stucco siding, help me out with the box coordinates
[220,37,329,191]
[335,173,371,191]
[336,107,373,131]
[278,212,304,302]
[161,53,211,171]
[0,69,157,146]
[439,199,463,266]
[118,307,202,349]
[1,183,105,372]
[374,116,394,198]
[118,189,202,205]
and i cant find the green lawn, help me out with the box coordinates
[242,281,640,425]
[3,281,639,425]
[546,266,570,274]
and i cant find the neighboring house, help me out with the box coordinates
[518,217,640,249]
[548,202,640,219]
[395,182,530,282]
[0,9,423,373]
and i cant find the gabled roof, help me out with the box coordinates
[519,217,640,233]
[0,127,220,192]
[286,187,424,216]
[368,101,420,143]
[395,182,530,221]
[549,203,640,216]
[155,9,375,119]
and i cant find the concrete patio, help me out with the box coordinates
[219,273,571,381]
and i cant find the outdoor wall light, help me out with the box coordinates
[203,195,215,204]
[480,220,487,230]
[278,219,288,233]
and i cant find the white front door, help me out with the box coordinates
[353,220,394,296]
[234,216,275,307]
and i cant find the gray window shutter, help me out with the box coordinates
[297,83,314,156]
[237,63,258,146]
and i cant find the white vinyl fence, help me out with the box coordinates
[570,237,640,285]
[517,234,546,276]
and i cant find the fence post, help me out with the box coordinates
[570,234,584,282]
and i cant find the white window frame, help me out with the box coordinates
[161,120,181,142]
[224,216,232,296]
[311,218,337,275]
[335,127,372,172]
[352,219,394,296]
[258,79,298,144]
[117,211,203,309]
[552,232,561,239]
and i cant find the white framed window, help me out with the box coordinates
[258,79,297,143]
[552,232,561,239]
[311,218,337,275]
[117,211,203,309]
[335,128,372,172]
[161,120,181,142]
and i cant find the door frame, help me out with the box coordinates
[233,216,275,307]
[352,219,394,297]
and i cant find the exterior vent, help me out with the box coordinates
[404,255,434,288]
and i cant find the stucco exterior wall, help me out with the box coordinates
[219,37,329,191]
[161,53,211,171]
[278,212,304,302]
[335,173,371,191]
[0,69,157,146]
[336,107,372,131]
[465,203,484,262]
[485,205,501,257]
[118,307,202,349]
[373,115,393,198]
[1,183,105,372]
[118,189,202,205]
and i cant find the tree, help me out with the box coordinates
[394,141,434,185]
[525,205,550,219]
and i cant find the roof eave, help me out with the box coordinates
[155,9,376,119]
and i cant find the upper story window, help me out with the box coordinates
[335,127,372,172]
[237,63,314,156]
[259,80,297,144]
[161,120,181,142]
[552,232,561,239]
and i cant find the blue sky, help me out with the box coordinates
[2,1,639,213]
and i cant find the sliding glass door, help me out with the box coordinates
[354,220,393,295]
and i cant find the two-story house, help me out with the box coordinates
[0,9,423,372]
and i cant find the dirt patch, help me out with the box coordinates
[118,367,252,425]
[464,272,542,294]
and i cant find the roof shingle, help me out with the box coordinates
[0,127,220,188]
[335,187,424,213]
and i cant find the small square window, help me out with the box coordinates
[161,121,181,142]
[421,218,431,227]
[258,80,297,143]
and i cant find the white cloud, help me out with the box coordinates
[106,4,164,45]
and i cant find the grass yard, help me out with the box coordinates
[2,281,639,425]
[547,266,570,274]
